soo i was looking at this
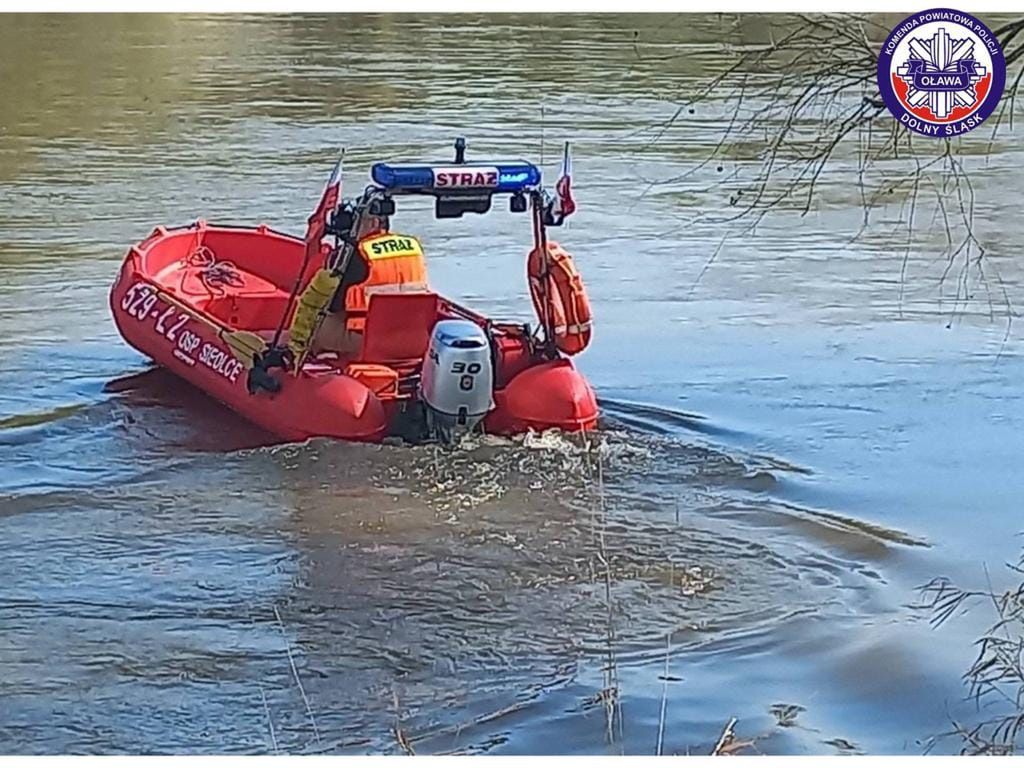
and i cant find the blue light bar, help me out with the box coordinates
[371,161,541,194]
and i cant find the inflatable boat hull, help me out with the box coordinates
[110,223,598,443]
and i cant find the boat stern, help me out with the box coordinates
[487,358,599,435]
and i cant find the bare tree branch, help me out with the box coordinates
[629,13,1023,328]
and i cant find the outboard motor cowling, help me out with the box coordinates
[420,319,494,442]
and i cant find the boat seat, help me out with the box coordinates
[356,292,439,367]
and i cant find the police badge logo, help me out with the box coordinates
[878,8,1006,138]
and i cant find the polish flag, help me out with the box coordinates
[551,142,576,221]
[305,154,343,261]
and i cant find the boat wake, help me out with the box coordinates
[0,367,921,753]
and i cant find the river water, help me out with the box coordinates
[1,13,1023,755]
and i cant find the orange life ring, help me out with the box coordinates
[527,242,592,356]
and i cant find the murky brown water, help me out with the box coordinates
[1,12,1023,755]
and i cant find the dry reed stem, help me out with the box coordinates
[273,604,322,745]
[712,717,738,755]
[393,690,416,755]
[595,445,623,745]
[656,631,671,755]
[259,684,280,755]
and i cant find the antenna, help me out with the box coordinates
[540,102,546,167]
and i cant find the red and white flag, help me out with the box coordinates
[551,141,576,221]
[304,154,343,260]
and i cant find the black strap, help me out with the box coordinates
[327,249,371,313]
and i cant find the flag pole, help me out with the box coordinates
[269,151,344,354]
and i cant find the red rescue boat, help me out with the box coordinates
[110,140,598,444]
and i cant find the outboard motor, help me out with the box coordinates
[420,319,494,442]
